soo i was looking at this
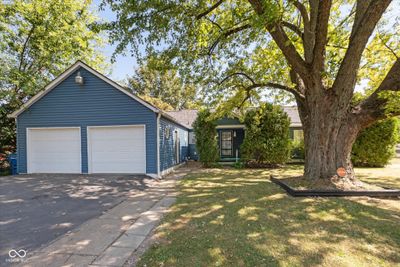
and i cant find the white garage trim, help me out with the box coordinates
[26,127,82,173]
[87,125,146,174]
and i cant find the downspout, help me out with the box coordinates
[156,112,161,178]
[15,117,18,174]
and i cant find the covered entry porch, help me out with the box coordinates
[217,126,245,162]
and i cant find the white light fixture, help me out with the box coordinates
[75,71,84,85]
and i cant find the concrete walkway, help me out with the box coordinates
[19,166,190,267]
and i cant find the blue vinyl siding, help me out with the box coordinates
[16,67,157,174]
[159,117,189,171]
[188,144,198,160]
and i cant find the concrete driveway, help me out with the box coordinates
[0,173,154,263]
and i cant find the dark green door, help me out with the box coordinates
[220,130,233,158]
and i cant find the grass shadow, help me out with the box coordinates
[137,167,400,267]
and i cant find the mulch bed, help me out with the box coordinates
[270,176,400,198]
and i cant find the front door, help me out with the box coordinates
[220,130,233,158]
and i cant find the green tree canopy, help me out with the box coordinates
[127,57,198,110]
[102,0,400,182]
[0,0,106,149]
[102,1,399,111]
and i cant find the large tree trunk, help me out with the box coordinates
[297,93,362,181]
[303,118,359,181]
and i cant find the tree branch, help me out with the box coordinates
[218,72,304,99]
[267,23,310,82]
[248,0,310,82]
[290,0,309,27]
[374,58,400,92]
[205,17,223,31]
[312,0,332,74]
[18,25,36,72]
[218,72,256,85]
[332,0,391,96]
[282,21,303,37]
[196,0,224,20]
[377,33,399,59]
[355,58,400,123]
[350,0,372,40]
[304,0,319,63]
[208,24,251,55]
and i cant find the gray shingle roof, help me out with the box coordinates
[166,109,198,129]
[167,106,302,128]
[282,106,302,126]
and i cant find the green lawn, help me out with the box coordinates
[137,160,400,267]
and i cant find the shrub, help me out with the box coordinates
[352,118,399,167]
[232,161,244,169]
[291,139,305,160]
[241,103,291,166]
[192,109,219,167]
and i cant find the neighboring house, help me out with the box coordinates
[9,61,303,177]
[168,108,303,162]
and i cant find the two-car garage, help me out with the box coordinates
[10,61,180,177]
[26,125,146,174]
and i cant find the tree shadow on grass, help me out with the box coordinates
[137,168,400,267]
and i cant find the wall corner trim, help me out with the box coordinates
[156,113,161,177]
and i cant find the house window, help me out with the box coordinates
[189,132,196,144]
[221,131,233,156]
[293,129,304,142]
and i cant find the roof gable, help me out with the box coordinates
[9,61,159,118]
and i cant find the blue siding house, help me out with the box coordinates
[9,61,189,178]
[9,61,303,177]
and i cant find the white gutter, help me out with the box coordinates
[156,112,161,178]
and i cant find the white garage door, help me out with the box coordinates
[27,128,81,173]
[88,125,146,173]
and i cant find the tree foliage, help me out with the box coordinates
[0,0,106,150]
[138,95,174,111]
[127,57,198,110]
[192,109,219,167]
[291,139,305,160]
[241,104,291,165]
[102,0,399,112]
[352,118,399,167]
[101,0,400,180]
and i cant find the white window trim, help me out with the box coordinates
[156,113,161,178]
